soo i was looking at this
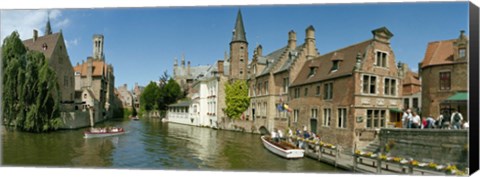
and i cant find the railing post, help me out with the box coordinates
[376,158,381,173]
[408,164,413,175]
[319,145,323,161]
[353,154,357,172]
[334,148,338,167]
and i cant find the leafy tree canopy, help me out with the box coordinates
[2,31,61,132]
[224,79,250,119]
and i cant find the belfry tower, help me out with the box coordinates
[93,34,105,60]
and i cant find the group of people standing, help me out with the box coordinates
[270,126,319,148]
[401,108,468,129]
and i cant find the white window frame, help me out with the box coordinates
[294,109,299,123]
[311,108,318,119]
[362,74,377,95]
[337,108,347,128]
[374,50,389,68]
[323,108,331,127]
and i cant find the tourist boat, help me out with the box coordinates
[260,135,304,159]
[84,127,125,138]
[131,116,140,121]
[161,118,168,122]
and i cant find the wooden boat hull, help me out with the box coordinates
[260,135,304,159]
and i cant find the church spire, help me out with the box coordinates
[45,15,52,35]
[231,9,247,43]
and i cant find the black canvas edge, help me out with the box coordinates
[469,1,479,175]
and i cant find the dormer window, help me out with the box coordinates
[459,48,466,58]
[332,60,339,71]
[308,67,317,77]
[42,43,48,51]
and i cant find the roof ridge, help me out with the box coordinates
[317,39,373,58]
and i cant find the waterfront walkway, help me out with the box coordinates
[299,141,465,176]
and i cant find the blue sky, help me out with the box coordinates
[1,2,469,89]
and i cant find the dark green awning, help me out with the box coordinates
[445,92,468,101]
[389,108,403,113]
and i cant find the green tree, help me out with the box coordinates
[140,81,161,112]
[2,31,61,132]
[158,78,182,111]
[224,79,250,119]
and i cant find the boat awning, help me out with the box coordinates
[389,108,403,113]
[445,92,468,101]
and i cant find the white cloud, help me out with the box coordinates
[1,9,69,41]
[64,38,79,48]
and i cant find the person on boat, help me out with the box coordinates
[277,129,284,141]
[271,129,279,143]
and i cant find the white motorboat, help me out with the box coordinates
[260,135,304,159]
[84,127,125,138]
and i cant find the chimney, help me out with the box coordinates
[459,30,467,40]
[33,29,38,42]
[288,30,297,50]
[305,25,316,60]
[218,60,224,74]
[187,61,191,76]
[257,45,263,56]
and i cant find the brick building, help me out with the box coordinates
[247,26,319,132]
[73,34,117,123]
[22,19,75,110]
[400,63,422,115]
[289,27,403,152]
[132,83,145,109]
[116,84,133,109]
[419,31,468,121]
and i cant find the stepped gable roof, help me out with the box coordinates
[275,44,306,74]
[291,39,373,86]
[73,60,107,77]
[23,32,61,59]
[420,39,456,68]
[257,45,289,76]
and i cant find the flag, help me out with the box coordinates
[277,104,284,111]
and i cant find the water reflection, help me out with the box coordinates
[2,118,341,173]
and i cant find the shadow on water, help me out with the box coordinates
[2,117,344,173]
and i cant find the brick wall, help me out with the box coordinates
[379,128,468,168]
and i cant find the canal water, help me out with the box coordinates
[2,118,341,173]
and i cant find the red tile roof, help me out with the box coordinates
[291,39,373,86]
[74,60,107,77]
[420,39,456,68]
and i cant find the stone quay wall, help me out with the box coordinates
[59,111,90,129]
[379,128,468,167]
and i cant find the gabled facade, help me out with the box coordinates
[289,27,403,152]
[246,26,319,132]
[419,31,468,121]
[22,24,75,109]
